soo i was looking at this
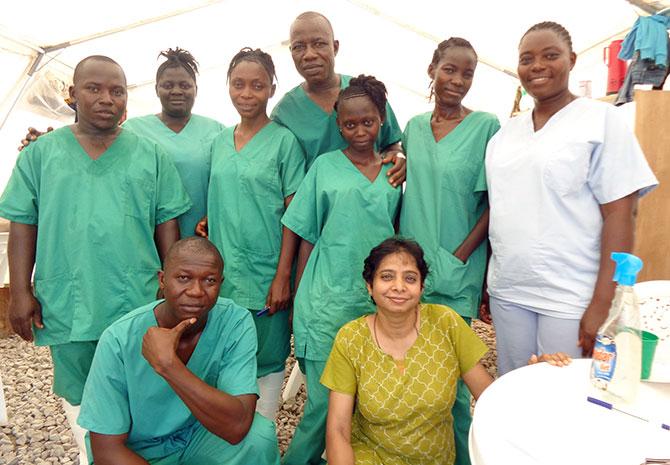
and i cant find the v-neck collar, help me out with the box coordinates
[426,111,477,144]
[298,74,347,117]
[230,121,274,153]
[66,126,126,164]
[526,97,582,135]
[151,303,213,368]
[151,114,194,137]
[337,150,385,184]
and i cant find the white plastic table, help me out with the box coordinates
[469,359,670,465]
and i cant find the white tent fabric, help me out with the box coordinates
[0,0,668,189]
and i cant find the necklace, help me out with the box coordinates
[372,306,420,351]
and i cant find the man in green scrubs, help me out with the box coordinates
[271,11,405,184]
[0,55,190,457]
[78,237,280,464]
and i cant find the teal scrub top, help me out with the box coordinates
[78,298,259,460]
[123,114,224,237]
[0,127,192,345]
[271,75,402,169]
[399,111,500,318]
[208,121,306,309]
[281,150,401,361]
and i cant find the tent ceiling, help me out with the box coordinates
[1,0,669,130]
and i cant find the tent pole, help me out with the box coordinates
[0,52,44,131]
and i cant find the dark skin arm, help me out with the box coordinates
[266,195,299,314]
[7,222,42,341]
[154,219,180,264]
[381,142,406,187]
[453,207,489,264]
[295,238,315,292]
[90,433,149,465]
[578,193,638,356]
[142,319,256,444]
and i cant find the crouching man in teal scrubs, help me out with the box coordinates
[78,237,280,465]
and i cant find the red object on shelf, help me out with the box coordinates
[604,39,628,95]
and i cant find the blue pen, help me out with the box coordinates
[663,423,670,431]
[256,306,270,317]
[586,396,649,422]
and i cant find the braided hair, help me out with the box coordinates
[428,37,477,101]
[156,47,199,83]
[334,74,387,121]
[430,37,478,67]
[520,21,573,52]
[227,47,277,84]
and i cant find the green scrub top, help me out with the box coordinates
[78,298,258,461]
[399,111,500,318]
[208,121,306,309]
[271,75,402,169]
[281,150,401,361]
[0,127,192,346]
[123,114,224,237]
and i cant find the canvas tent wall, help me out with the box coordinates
[0,0,668,189]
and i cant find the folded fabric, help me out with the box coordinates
[619,14,670,66]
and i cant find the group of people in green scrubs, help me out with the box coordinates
[3,9,501,465]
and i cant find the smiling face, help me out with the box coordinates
[69,59,127,131]
[429,46,477,108]
[366,251,424,315]
[289,15,339,85]
[158,250,222,324]
[156,65,197,118]
[228,60,275,120]
[518,29,575,102]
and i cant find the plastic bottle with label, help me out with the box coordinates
[590,252,643,403]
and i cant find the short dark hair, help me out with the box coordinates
[227,47,277,84]
[156,47,199,83]
[73,55,124,85]
[163,237,223,274]
[520,21,573,52]
[334,74,387,120]
[362,237,429,286]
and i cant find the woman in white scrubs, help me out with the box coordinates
[485,21,658,375]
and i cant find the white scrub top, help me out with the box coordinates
[485,98,658,318]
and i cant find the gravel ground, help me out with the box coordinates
[0,321,496,464]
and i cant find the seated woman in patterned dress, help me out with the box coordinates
[321,238,570,465]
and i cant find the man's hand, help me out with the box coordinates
[195,216,208,239]
[9,291,43,341]
[381,148,406,187]
[265,275,291,315]
[18,127,53,151]
[578,300,609,357]
[142,318,194,374]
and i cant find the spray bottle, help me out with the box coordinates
[590,252,643,403]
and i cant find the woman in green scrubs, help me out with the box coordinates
[123,48,224,237]
[206,48,305,420]
[281,75,401,465]
[398,38,500,465]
